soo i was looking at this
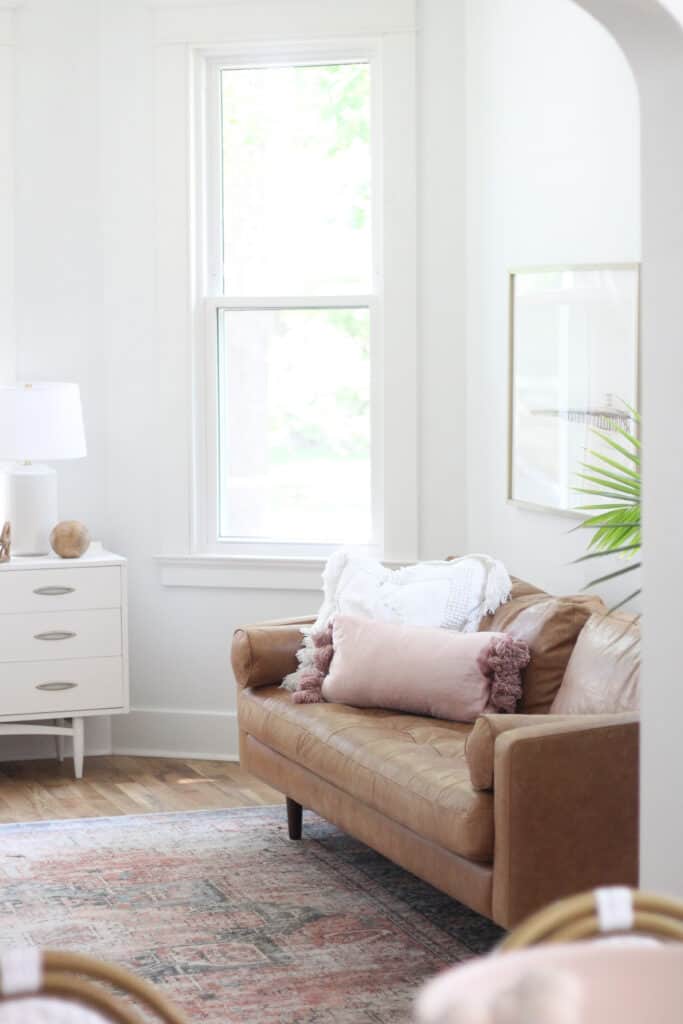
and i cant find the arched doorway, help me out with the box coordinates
[572,0,683,894]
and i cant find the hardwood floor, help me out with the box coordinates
[0,756,283,823]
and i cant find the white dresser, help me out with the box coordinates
[0,546,128,777]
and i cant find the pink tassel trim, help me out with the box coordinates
[292,622,333,704]
[478,634,531,713]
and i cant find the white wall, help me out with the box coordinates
[1,0,644,765]
[4,0,466,760]
[465,0,641,597]
[0,11,13,388]
[3,0,111,756]
[0,11,13,525]
[6,0,680,901]
[636,0,683,903]
[581,0,683,902]
[99,0,319,759]
[466,0,683,899]
[14,0,106,535]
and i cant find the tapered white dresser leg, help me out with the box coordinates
[72,717,84,779]
[55,720,65,762]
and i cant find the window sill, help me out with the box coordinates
[154,554,326,591]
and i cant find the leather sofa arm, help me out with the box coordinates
[466,712,634,791]
[491,713,639,928]
[231,617,316,690]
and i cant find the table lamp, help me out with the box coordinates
[0,382,87,556]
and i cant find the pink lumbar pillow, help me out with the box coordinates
[316,614,530,722]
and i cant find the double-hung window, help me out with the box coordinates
[199,51,377,557]
[188,28,417,566]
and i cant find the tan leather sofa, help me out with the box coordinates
[231,577,639,928]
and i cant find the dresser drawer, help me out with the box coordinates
[0,566,121,614]
[0,609,122,663]
[0,657,124,717]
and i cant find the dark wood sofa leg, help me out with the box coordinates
[286,797,303,840]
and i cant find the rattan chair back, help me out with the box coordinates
[0,950,188,1024]
[501,888,683,951]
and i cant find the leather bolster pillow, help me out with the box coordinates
[465,714,551,790]
[231,619,314,690]
[465,712,639,791]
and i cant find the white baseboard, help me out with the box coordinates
[0,717,112,762]
[0,710,240,763]
[112,706,239,761]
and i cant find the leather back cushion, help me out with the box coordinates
[478,578,606,714]
[551,611,640,714]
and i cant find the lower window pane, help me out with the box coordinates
[217,307,371,544]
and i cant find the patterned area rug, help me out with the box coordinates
[0,806,502,1023]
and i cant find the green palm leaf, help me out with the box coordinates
[584,561,641,589]
[591,429,640,464]
[572,401,641,609]
[574,544,640,561]
[608,590,642,614]
[574,487,637,501]
[573,503,636,511]
[585,450,640,481]
[576,471,639,495]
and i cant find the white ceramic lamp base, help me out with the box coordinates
[7,463,58,556]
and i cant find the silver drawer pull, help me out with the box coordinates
[34,631,77,642]
[36,682,77,692]
[33,586,75,597]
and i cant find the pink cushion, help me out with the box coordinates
[321,614,530,722]
[417,944,683,1024]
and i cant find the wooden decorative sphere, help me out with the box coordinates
[50,521,91,559]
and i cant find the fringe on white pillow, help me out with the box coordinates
[282,551,512,693]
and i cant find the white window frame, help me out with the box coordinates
[196,43,381,558]
[152,1,417,583]
[201,295,380,559]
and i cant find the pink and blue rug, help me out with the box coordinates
[0,806,502,1022]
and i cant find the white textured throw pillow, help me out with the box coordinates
[282,551,512,692]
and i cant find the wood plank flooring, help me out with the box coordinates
[0,756,283,823]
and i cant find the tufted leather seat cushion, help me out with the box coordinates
[239,685,494,862]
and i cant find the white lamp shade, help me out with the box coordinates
[0,382,87,461]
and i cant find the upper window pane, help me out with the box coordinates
[220,63,372,296]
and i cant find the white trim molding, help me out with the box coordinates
[155,552,411,588]
[154,0,418,573]
[156,554,325,590]
[112,706,239,761]
[149,1,416,45]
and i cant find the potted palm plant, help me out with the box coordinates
[574,405,641,610]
